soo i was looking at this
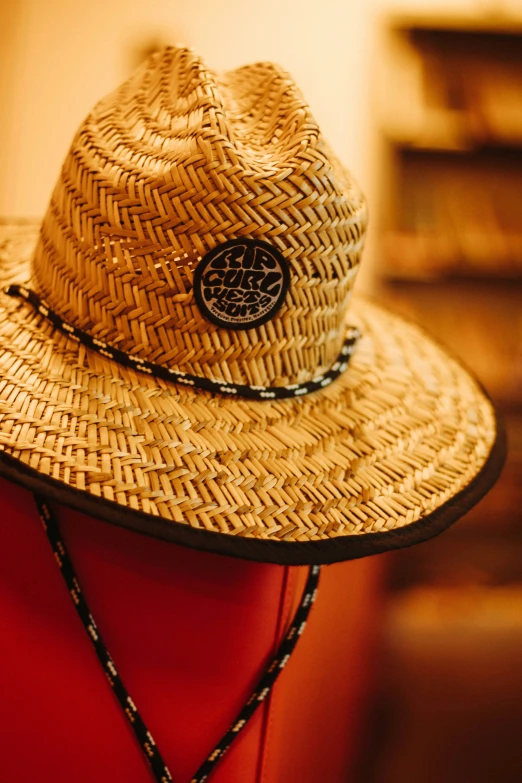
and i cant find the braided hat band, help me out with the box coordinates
[5,284,360,402]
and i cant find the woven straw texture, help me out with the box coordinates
[0,47,499,557]
[32,47,365,387]
[0,223,497,543]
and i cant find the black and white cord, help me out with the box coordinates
[6,285,359,401]
[34,495,321,783]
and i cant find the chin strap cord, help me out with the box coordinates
[34,495,321,783]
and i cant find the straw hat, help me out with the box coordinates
[0,46,504,565]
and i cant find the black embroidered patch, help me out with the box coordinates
[193,238,290,330]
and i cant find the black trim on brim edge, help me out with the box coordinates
[0,410,506,566]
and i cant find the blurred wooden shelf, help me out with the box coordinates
[385,134,522,155]
[375,12,522,589]
[381,230,522,281]
[379,13,522,163]
[381,267,522,285]
[377,15,522,298]
[389,12,522,38]
[372,23,522,778]
[381,269,522,284]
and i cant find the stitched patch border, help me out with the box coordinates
[193,238,291,330]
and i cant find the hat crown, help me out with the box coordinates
[32,46,367,386]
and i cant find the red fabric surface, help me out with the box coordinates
[260,559,385,782]
[0,476,385,782]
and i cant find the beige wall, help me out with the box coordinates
[0,0,487,220]
[2,0,493,297]
[0,0,363,217]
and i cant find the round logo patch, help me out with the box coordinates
[193,238,290,330]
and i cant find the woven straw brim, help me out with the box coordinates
[0,224,504,564]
